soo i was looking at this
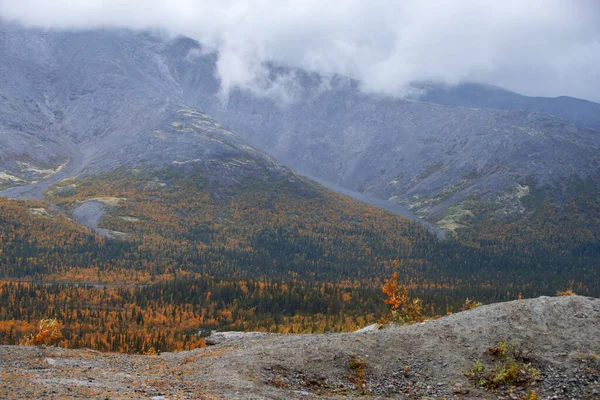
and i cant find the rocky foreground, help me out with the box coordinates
[1,296,598,399]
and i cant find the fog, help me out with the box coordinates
[1,0,599,101]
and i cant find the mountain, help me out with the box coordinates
[0,24,442,350]
[0,23,444,283]
[2,295,599,399]
[417,82,600,131]
[165,37,600,232]
[3,24,599,229]
[0,23,599,353]
[0,24,289,197]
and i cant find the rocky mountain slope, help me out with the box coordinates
[2,23,599,229]
[1,295,598,399]
[169,38,600,227]
[0,24,295,201]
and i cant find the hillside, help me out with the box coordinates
[0,23,599,355]
[4,166,598,352]
[169,38,600,227]
[3,23,600,227]
[167,35,600,280]
[0,23,293,198]
[1,296,598,399]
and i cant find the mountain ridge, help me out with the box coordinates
[416,81,600,131]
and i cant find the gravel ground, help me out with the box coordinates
[1,296,598,399]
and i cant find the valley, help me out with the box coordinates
[0,20,598,384]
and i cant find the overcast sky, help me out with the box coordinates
[1,0,599,101]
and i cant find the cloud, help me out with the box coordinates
[1,0,599,101]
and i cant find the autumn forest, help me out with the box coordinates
[1,167,599,353]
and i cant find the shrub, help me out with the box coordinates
[557,289,576,296]
[348,356,367,393]
[462,298,483,310]
[465,340,540,396]
[524,390,541,400]
[382,272,424,324]
[21,318,62,346]
[488,339,510,358]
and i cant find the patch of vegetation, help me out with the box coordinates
[435,202,474,232]
[402,365,410,376]
[557,288,576,296]
[406,179,470,216]
[577,347,598,362]
[348,356,367,393]
[524,390,541,400]
[462,298,483,310]
[465,340,540,397]
[20,318,62,346]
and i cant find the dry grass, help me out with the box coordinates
[557,289,576,296]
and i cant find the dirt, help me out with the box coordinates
[1,295,599,399]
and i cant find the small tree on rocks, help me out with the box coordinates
[382,272,424,324]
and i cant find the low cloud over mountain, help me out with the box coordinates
[2,0,600,101]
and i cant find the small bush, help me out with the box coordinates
[557,289,576,296]
[491,357,539,386]
[465,340,540,395]
[462,298,483,310]
[402,365,410,376]
[348,356,367,393]
[524,390,541,400]
[382,272,424,324]
[472,359,485,373]
[488,339,510,358]
[20,318,62,346]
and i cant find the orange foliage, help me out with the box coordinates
[21,318,62,346]
[382,270,424,323]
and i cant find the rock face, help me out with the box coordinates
[1,296,598,399]
[195,85,600,221]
